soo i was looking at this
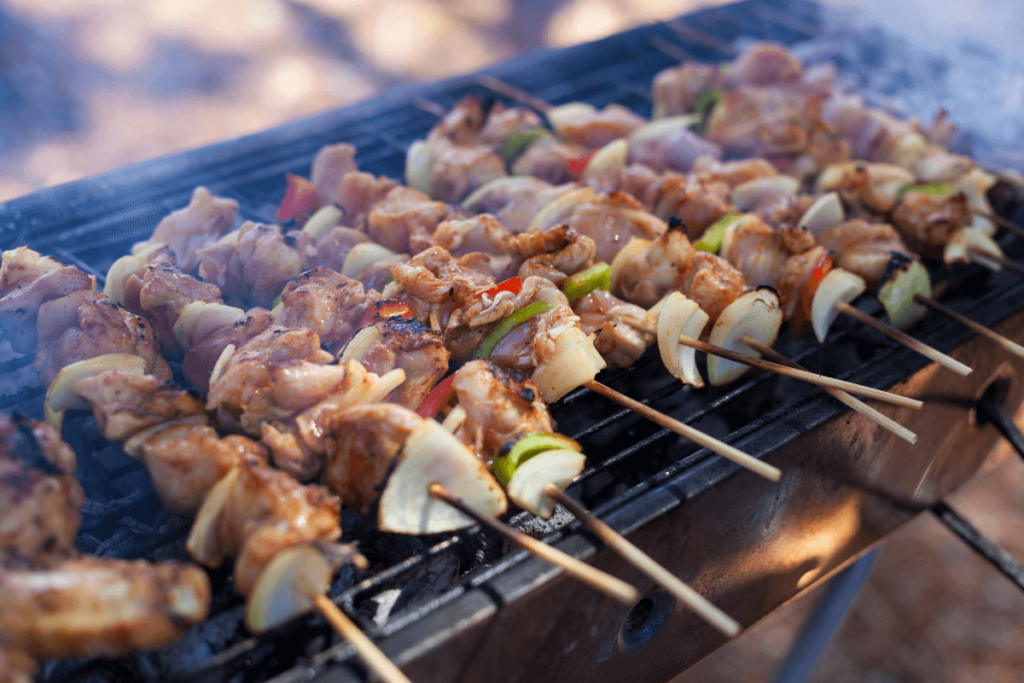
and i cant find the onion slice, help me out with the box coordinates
[707,288,783,386]
[796,192,844,237]
[186,466,241,568]
[377,419,507,534]
[628,115,700,145]
[339,326,385,363]
[526,187,596,232]
[45,353,148,429]
[609,237,651,295]
[506,449,587,520]
[582,139,629,180]
[545,102,596,136]
[530,325,607,403]
[877,254,931,329]
[944,227,1003,271]
[729,176,801,211]
[656,292,708,388]
[341,242,405,279]
[405,139,434,194]
[103,242,166,304]
[811,269,866,342]
[173,301,245,352]
[302,205,344,240]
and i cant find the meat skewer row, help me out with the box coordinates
[0,412,211,681]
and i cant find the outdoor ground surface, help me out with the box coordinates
[2,0,1023,680]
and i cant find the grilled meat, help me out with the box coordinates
[509,225,596,286]
[148,186,238,272]
[350,317,449,411]
[276,267,377,353]
[574,289,653,370]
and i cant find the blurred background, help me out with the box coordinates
[1,0,1023,681]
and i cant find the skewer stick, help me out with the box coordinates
[311,594,413,683]
[475,75,551,113]
[582,380,782,482]
[543,484,742,637]
[913,294,1024,361]
[970,247,1024,278]
[739,336,918,445]
[835,301,972,377]
[624,320,922,410]
[979,211,1024,240]
[411,97,447,118]
[427,484,639,605]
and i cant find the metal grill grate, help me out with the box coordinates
[3,1,1024,682]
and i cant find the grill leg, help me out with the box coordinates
[931,501,1024,592]
[976,384,1024,462]
[767,550,877,683]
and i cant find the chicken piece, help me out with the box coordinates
[563,192,667,263]
[574,290,652,370]
[588,163,662,204]
[148,187,238,272]
[122,261,222,357]
[819,219,913,285]
[511,136,585,186]
[755,194,817,232]
[651,172,734,240]
[726,42,803,88]
[0,556,210,659]
[193,460,340,596]
[777,246,828,318]
[33,289,171,386]
[182,308,275,391]
[431,214,514,276]
[891,189,972,249]
[354,317,449,410]
[464,176,576,234]
[451,360,553,462]
[777,224,818,254]
[705,87,821,158]
[315,226,370,273]
[425,137,508,204]
[820,94,921,163]
[555,104,646,148]
[196,221,308,308]
[310,143,360,205]
[652,62,726,118]
[691,156,780,188]
[509,225,596,286]
[428,96,488,144]
[276,267,376,353]
[681,252,747,326]
[629,124,723,173]
[331,172,400,232]
[206,325,342,436]
[720,214,788,289]
[611,228,695,308]
[72,369,205,443]
[321,403,421,516]
[0,248,94,354]
[0,415,83,569]
[479,102,544,145]
[367,186,451,253]
[815,162,916,214]
[0,644,35,683]
[488,295,578,374]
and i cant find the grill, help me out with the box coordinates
[3,0,1024,682]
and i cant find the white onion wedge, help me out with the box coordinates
[461,176,534,211]
[173,301,245,352]
[526,187,596,232]
[628,115,700,146]
[339,326,385,364]
[811,269,866,342]
[796,192,844,237]
[582,139,629,180]
[545,102,596,136]
[877,255,931,329]
[302,205,344,240]
[186,467,240,567]
[944,227,1003,270]
[506,449,587,520]
[245,544,332,633]
[729,176,801,211]
[609,237,651,296]
[405,140,434,194]
[45,354,148,429]
[441,405,467,433]
[377,419,506,534]
[103,242,165,304]
[656,292,708,388]
[341,242,405,279]
[531,326,607,403]
[208,344,235,388]
[707,289,783,386]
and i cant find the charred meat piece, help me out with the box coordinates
[367,186,452,254]
[509,225,596,287]
[574,289,653,370]
[681,251,747,327]
[0,557,210,660]
[148,186,238,272]
[891,189,972,250]
[720,214,788,290]
[819,219,913,285]
[182,307,275,391]
[276,267,377,353]
[33,289,171,387]
[815,161,916,214]
[0,415,83,569]
[611,229,695,309]
[0,248,94,354]
[349,317,449,411]
[650,172,734,240]
[431,214,514,277]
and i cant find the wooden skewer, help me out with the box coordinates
[835,301,973,377]
[739,336,918,445]
[979,210,1024,240]
[427,484,639,605]
[475,74,551,113]
[411,97,447,118]
[543,484,741,637]
[624,320,922,410]
[647,35,692,63]
[970,247,1024,278]
[582,380,782,482]
[913,294,1024,361]
[666,20,737,56]
[312,594,413,683]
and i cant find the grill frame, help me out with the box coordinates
[3,0,1024,681]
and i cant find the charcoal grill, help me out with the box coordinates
[3,0,1024,681]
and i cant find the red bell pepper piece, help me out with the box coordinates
[789,253,833,339]
[416,373,457,418]
[566,151,596,179]
[277,174,322,223]
[477,276,522,298]
[359,299,412,328]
